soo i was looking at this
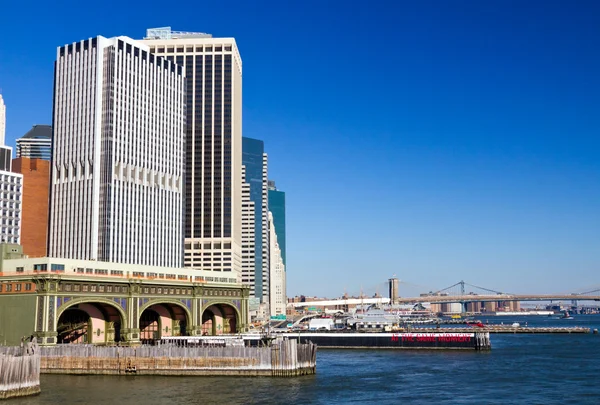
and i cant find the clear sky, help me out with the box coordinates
[1,0,598,298]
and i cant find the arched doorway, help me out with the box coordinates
[139,303,190,344]
[202,304,239,335]
[139,309,160,344]
[56,302,124,344]
[57,309,89,344]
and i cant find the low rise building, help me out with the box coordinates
[0,245,250,346]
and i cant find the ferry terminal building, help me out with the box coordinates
[0,245,250,346]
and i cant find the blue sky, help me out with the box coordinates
[1,0,599,298]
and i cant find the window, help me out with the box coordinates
[16,267,24,273]
[25,283,32,291]
[33,264,47,271]
[51,264,65,272]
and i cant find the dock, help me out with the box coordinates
[0,347,41,400]
[37,339,317,377]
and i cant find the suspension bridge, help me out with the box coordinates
[288,280,600,309]
[407,280,600,305]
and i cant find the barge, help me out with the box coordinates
[284,332,491,350]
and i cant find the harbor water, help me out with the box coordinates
[7,315,600,404]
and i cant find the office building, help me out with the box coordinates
[16,125,52,160]
[241,166,256,296]
[142,27,243,278]
[0,170,23,245]
[0,94,11,172]
[268,180,286,265]
[242,137,269,302]
[48,36,185,267]
[0,94,5,146]
[268,211,286,316]
[12,157,50,257]
[0,95,23,244]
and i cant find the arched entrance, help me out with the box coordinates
[56,302,124,344]
[140,309,160,344]
[201,304,239,335]
[57,309,89,344]
[139,303,190,344]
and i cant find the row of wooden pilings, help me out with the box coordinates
[0,347,41,400]
[30,339,317,377]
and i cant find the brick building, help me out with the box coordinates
[12,157,49,257]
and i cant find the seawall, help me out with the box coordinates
[38,340,317,377]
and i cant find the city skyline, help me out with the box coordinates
[1,1,599,297]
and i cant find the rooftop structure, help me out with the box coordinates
[16,125,52,160]
[145,27,212,40]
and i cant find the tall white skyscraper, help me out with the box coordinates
[0,94,24,244]
[0,94,5,146]
[141,27,243,278]
[241,166,256,296]
[48,36,185,267]
[268,212,286,317]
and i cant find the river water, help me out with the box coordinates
[10,315,600,404]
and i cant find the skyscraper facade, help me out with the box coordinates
[241,166,256,296]
[142,27,243,278]
[242,137,269,302]
[12,157,49,256]
[16,125,52,160]
[48,36,185,267]
[0,95,23,244]
[268,180,286,266]
[0,94,11,172]
[0,94,5,146]
[268,211,286,316]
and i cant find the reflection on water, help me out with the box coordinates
[9,315,600,405]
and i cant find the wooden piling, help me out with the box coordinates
[25,339,317,377]
[0,348,41,400]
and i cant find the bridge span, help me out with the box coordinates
[396,294,600,304]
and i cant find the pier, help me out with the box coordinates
[37,340,317,377]
[0,347,41,400]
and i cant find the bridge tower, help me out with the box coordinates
[460,280,467,314]
[388,277,399,305]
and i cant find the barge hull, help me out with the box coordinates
[289,332,491,350]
